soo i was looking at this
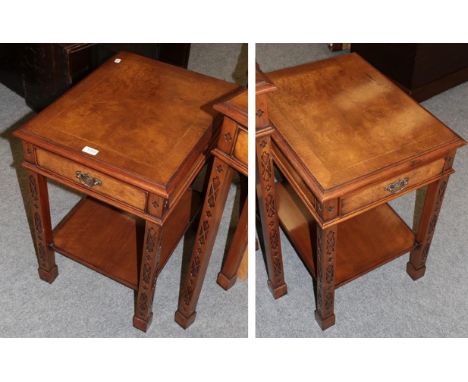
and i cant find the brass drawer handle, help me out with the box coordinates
[385,177,409,194]
[75,171,102,188]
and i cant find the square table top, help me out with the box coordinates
[15,51,237,194]
[267,53,465,194]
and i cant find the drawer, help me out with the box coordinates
[233,127,247,166]
[341,158,445,215]
[35,148,147,211]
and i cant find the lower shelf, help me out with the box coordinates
[52,190,198,290]
[276,182,415,288]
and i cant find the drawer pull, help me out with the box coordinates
[75,171,102,188]
[384,177,409,194]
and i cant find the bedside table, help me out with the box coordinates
[259,53,466,330]
[175,88,247,329]
[13,51,237,332]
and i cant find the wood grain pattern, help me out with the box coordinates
[52,190,196,290]
[14,51,237,195]
[276,182,415,288]
[267,53,465,195]
[53,198,143,289]
[36,148,147,211]
[341,158,445,215]
[258,54,465,331]
[233,128,248,165]
[15,51,235,332]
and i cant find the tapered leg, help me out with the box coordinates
[175,157,234,329]
[407,176,449,280]
[314,224,337,330]
[26,171,58,283]
[133,221,163,332]
[256,136,287,299]
[217,198,247,290]
[237,247,248,281]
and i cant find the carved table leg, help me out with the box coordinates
[314,224,337,330]
[256,136,287,299]
[133,221,163,332]
[407,176,449,280]
[26,171,58,283]
[175,157,234,329]
[217,198,247,290]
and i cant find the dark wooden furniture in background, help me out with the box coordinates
[21,44,96,111]
[328,43,351,52]
[352,43,468,101]
[259,53,466,330]
[255,70,287,299]
[14,51,236,332]
[0,44,23,95]
[175,88,248,329]
[0,43,191,110]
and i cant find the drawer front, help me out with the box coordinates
[35,149,147,210]
[341,158,445,215]
[233,128,247,166]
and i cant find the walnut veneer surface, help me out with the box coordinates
[259,53,466,331]
[267,53,464,194]
[16,51,237,194]
[13,51,239,332]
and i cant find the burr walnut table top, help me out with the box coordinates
[267,53,466,197]
[14,51,237,196]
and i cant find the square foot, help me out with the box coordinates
[314,310,336,330]
[38,266,58,284]
[174,310,197,329]
[216,272,237,290]
[133,313,153,332]
[268,279,288,299]
[406,262,426,280]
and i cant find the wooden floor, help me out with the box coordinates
[276,182,416,288]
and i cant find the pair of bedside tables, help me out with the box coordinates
[14,50,466,333]
[14,52,245,332]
